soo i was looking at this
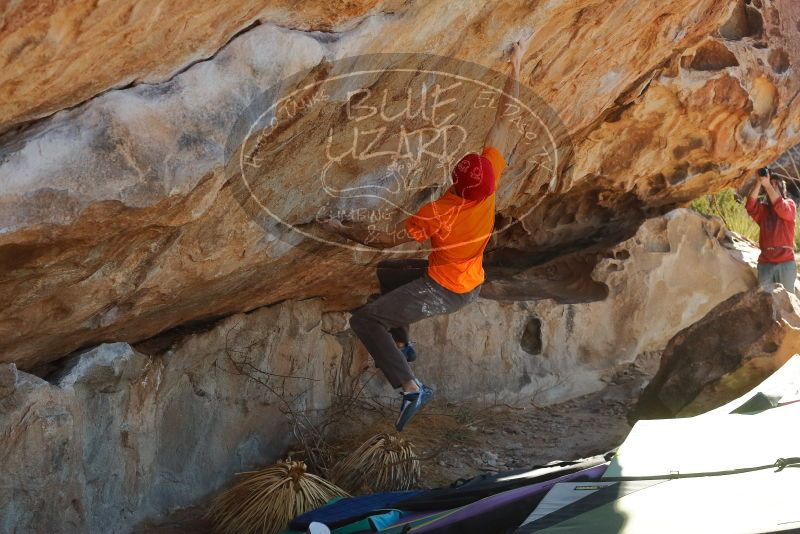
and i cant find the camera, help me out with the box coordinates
[758,167,770,177]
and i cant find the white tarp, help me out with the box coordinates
[604,356,800,480]
[519,482,616,526]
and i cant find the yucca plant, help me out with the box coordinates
[207,460,348,534]
[330,433,420,493]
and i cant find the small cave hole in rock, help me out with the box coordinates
[673,145,690,159]
[667,163,690,185]
[521,316,543,356]
[745,5,764,35]
[685,41,739,71]
[28,354,76,384]
[768,48,790,74]
[604,102,633,123]
[644,236,671,254]
[719,1,763,40]
[762,341,779,353]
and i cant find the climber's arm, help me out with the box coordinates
[484,34,533,160]
[746,177,765,223]
[319,218,414,249]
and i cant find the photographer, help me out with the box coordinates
[746,167,797,292]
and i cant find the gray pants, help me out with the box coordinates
[350,274,480,388]
[757,260,797,292]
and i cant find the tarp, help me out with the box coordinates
[518,482,616,526]
[515,358,800,533]
[288,491,420,530]
[283,460,606,534]
[603,401,800,480]
[389,454,611,511]
[280,509,406,534]
[517,468,800,533]
[604,357,800,481]
[701,355,800,417]
[379,464,608,534]
[288,360,800,534]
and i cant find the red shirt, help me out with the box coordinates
[745,196,797,264]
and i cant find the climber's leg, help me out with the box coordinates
[375,259,428,362]
[376,259,428,346]
[350,274,479,388]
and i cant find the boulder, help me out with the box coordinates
[479,209,758,404]
[0,363,17,399]
[0,300,344,534]
[0,208,764,533]
[0,0,382,132]
[633,286,800,419]
[1,0,799,370]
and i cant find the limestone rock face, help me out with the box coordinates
[633,286,800,420]
[2,0,798,530]
[2,297,574,533]
[491,209,758,404]
[0,300,345,534]
[1,1,799,370]
[0,0,383,132]
[0,209,759,533]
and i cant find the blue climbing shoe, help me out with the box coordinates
[400,342,417,363]
[395,380,433,432]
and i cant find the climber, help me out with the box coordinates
[746,167,797,292]
[321,35,534,431]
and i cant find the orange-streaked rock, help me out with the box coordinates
[0,0,384,132]
[0,0,799,369]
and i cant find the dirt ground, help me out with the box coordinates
[134,363,648,533]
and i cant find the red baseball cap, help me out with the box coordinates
[451,153,496,201]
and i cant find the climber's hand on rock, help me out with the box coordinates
[510,30,535,69]
[510,42,524,72]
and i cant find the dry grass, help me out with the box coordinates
[690,188,800,250]
[206,460,348,534]
[330,433,420,493]
[690,189,759,242]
